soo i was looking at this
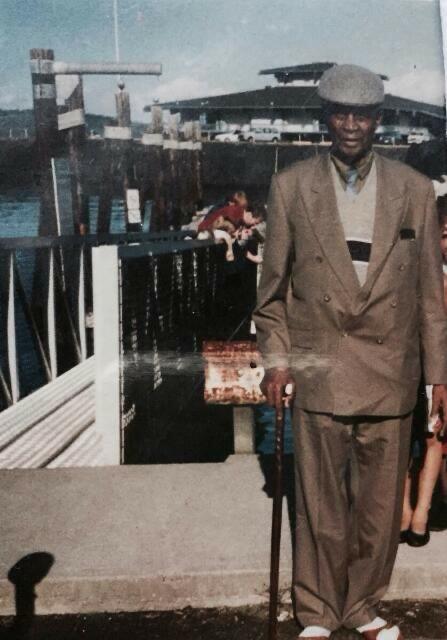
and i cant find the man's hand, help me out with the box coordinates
[431,384,447,429]
[260,367,295,410]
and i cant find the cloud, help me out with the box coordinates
[80,75,227,120]
[0,85,30,109]
[0,91,19,109]
[385,69,445,106]
[148,76,227,104]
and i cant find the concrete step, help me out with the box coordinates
[0,457,445,615]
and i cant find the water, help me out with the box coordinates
[0,191,138,238]
[0,191,131,403]
[0,190,39,237]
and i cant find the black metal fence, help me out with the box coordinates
[0,231,203,412]
[0,232,259,464]
[118,241,255,463]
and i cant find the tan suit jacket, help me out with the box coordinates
[254,152,447,415]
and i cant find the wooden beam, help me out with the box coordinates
[53,61,162,76]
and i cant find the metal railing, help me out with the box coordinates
[92,239,240,464]
[0,231,201,411]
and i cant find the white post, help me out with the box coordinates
[47,248,57,379]
[233,407,256,454]
[92,245,121,464]
[7,254,19,403]
[78,247,87,361]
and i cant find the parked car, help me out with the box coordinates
[376,131,405,145]
[244,127,281,143]
[407,130,433,145]
[214,129,243,142]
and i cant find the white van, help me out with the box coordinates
[244,127,281,143]
[407,129,433,144]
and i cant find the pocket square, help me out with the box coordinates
[400,228,415,240]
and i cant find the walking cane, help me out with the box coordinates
[268,383,293,640]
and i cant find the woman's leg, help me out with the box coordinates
[411,436,444,534]
[400,472,413,531]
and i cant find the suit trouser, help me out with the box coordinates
[292,408,412,631]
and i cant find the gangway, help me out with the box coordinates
[0,357,100,468]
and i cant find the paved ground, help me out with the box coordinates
[1,458,446,616]
[1,601,446,639]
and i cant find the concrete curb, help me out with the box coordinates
[0,460,446,614]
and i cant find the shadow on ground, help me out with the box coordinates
[1,600,446,639]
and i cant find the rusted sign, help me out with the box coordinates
[203,340,266,405]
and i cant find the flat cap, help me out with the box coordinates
[318,64,384,107]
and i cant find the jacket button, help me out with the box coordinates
[341,331,348,337]
[391,301,397,308]
[376,337,384,344]
[315,255,323,263]
[324,294,331,302]
[398,264,405,271]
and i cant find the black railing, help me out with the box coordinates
[0,231,202,411]
[118,241,234,463]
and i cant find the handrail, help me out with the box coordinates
[0,233,213,412]
[0,230,198,251]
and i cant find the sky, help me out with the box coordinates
[0,0,446,121]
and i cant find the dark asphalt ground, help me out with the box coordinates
[0,600,446,639]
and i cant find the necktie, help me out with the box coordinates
[346,168,358,196]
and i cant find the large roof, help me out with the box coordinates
[151,85,445,120]
[259,62,389,83]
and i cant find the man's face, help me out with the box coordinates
[440,221,447,264]
[327,105,381,162]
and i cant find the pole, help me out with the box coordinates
[149,105,165,231]
[65,75,88,233]
[268,402,286,640]
[30,48,58,236]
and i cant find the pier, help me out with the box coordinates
[0,44,446,624]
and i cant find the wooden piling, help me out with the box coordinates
[114,87,142,232]
[192,121,203,204]
[148,105,165,231]
[64,75,89,234]
[30,49,59,354]
[180,121,194,224]
[30,48,59,236]
[97,141,114,233]
[115,88,131,128]
[163,112,180,229]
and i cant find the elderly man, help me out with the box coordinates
[254,64,447,640]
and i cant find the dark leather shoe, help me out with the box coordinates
[406,526,430,547]
[399,530,409,544]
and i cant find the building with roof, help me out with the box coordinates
[147,62,445,142]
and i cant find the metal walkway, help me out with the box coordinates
[0,357,102,468]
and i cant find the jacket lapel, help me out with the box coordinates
[360,154,406,299]
[307,154,361,299]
